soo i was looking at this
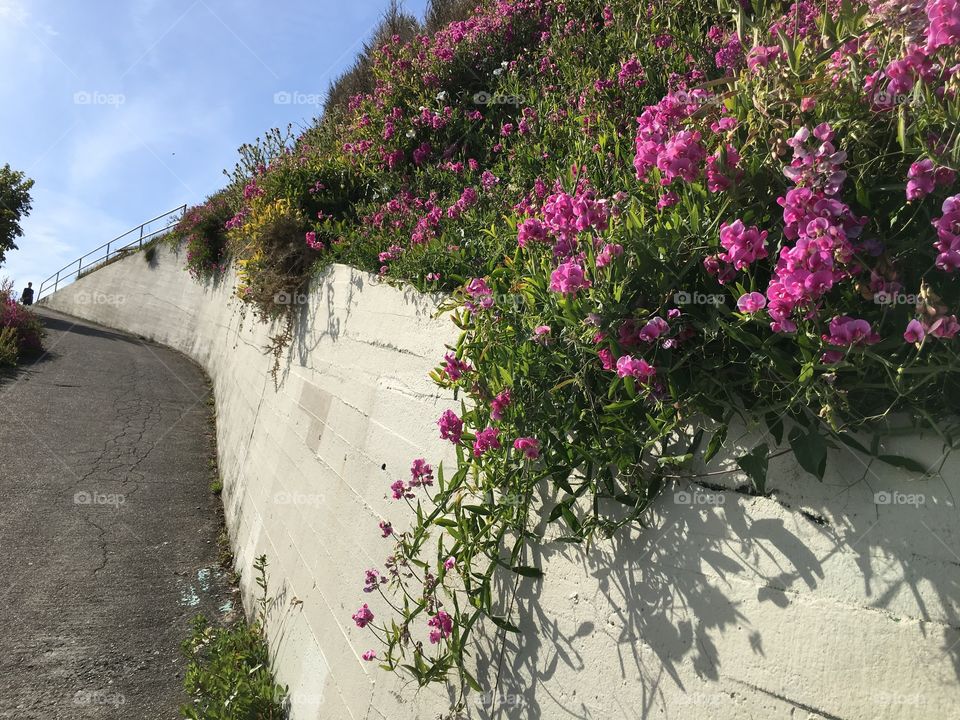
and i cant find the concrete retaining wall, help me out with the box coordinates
[42,244,960,720]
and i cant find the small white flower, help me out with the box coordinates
[406,129,416,138]
[493,68,503,77]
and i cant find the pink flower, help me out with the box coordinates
[549,261,591,295]
[907,159,936,201]
[514,436,540,460]
[491,389,511,420]
[596,243,623,267]
[361,650,377,661]
[409,458,434,487]
[800,97,817,112]
[904,319,926,343]
[465,277,494,309]
[363,569,381,593]
[737,292,767,313]
[932,195,960,271]
[927,314,960,339]
[438,410,463,443]
[443,352,472,381]
[718,220,768,270]
[473,427,501,457]
[305,231,324,250]
[443,556,456,570]
[517,218,548,247]
[378,521,393,538]
[615,355,656,382]
[352,604,374,628]
[481,170,500,191]
[822,316,881,347]
[598,348,615,371]
[427,610,453,643]
[657,191,679,210]
[926,0,960,52]
[533,325,551,342]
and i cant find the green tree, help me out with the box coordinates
[0,164,34,267]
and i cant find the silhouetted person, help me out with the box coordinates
[20,282,34,305]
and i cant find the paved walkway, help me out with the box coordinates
[0,308,232,719]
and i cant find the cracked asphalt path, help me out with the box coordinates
[0,308,233,719]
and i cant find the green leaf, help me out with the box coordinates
[788,427,827,481]
[704,426,728,464]
[876,454,927,474]
[511,565,544,578]
[488,615,520,633]
[736,443,769,494]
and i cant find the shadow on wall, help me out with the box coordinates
[460,430,960,720]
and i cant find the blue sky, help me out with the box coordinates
[0,0,429,291]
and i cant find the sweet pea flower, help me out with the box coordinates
[933,195,960,271]
[491,389,511,420]
[615,355,656,382]
[514,436,540,460]
[352,604,374,628]
[362,650,377,661]
[907,159,936,201]
[438,410,463,443]
[443,556,456,571]
[737,292,767,313]
[363,569,381,593]
[718,220,768,270]
[443,352,472,381]
[517,218,548,247]
[473,427,501,457]
[378,521,393,538]
[533,325,552,343]
[904,319,926,343]
[427,610,453,643]
[410,458,434,487]
[596,243,623,267]
[598,348,615,371]
[549,261,592,295]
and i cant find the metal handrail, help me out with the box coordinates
[37,205,186,301]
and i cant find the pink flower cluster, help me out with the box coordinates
[427,610,453,643]
[633,90,713,182]
[906,160,955,201]
[933,195,960,271]
[821,316,881,363]
[465,277,494,310]
[549,260,591,295]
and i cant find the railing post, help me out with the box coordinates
[139,223,144,248]
[55,271,59,292]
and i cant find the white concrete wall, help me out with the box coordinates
[42,244,960,720]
